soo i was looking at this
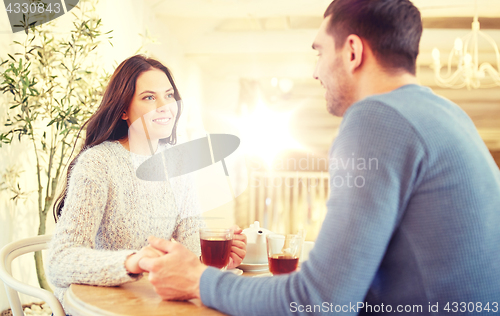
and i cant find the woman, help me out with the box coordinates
[47,55,246,309]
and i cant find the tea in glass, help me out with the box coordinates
[266,233,302,275]
[200,228,233,270]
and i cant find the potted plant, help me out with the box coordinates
[0,0,112,290]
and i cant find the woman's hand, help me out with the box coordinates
[140,236,207,300]
[125,245,165,274]
[227,225,247,270]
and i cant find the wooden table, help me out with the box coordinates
[64,271,269,316]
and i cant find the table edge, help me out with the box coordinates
[65,285,122,316]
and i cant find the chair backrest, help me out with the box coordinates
[0,235,65,316]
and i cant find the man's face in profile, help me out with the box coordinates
[312,15,353,117]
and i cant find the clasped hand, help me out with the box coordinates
[125,226,247,300]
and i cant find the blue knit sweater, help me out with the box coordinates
[200,84,500,315]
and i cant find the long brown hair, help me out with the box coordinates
[53,55,182,221]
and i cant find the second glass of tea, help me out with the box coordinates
[266,233,302,275]
[199,228,234,270]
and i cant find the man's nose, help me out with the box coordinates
[312,64,319,80]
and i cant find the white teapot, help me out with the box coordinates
[241,221,273,264]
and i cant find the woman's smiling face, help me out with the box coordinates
[122,68,179,142]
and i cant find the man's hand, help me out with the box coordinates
[125,245,164,274]
[228,225,247,270]
[139,236,207,300]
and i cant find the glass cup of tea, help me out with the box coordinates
[266,233,302,275]
[199,228,234,271]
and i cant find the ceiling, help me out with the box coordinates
[145,0,500,153]
[148,0,500,18]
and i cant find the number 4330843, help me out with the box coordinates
[443,302,498,313]
[6,2,61,14]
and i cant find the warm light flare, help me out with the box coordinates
[432,48,440,62]
[236,100,302,167]
[454,38,463,52]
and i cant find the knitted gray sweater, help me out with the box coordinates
[47,140,202,310]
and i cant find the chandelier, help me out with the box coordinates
[430,0,500,89]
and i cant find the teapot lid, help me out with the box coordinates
[243,221,273,235]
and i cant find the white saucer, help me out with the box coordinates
[226,268,243,276]
[237,263,269,272]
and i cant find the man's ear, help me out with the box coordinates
[344,34,364,73]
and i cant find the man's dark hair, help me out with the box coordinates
[324,0,422,74]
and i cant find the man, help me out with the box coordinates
[140,0,500,315]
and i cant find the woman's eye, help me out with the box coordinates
[144,95,154,101]
[167,93,174,99]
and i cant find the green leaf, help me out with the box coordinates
[47,118,57,126]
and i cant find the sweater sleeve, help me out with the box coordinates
[199,101,427,315]
[47,148,141,289]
